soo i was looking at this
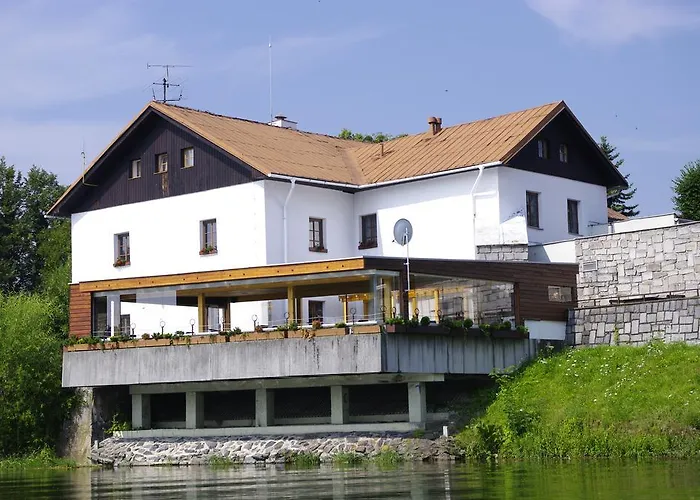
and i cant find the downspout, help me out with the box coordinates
[469,166,486,259]
[282,178,297,263]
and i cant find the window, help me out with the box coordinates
[114,232,130,266]
[119,314,131,336]
[526,191,540,228]
[537,139,549,159]
[308,300,324,324]
[548,286,573,302]
[567,199,580,234]
[200,219,217,255]
[182,147,194,168]
[156,153,168,173]
[559,144,569,163]
[309,217,326,252]
[359,213,378,249]
[129,159,141,179]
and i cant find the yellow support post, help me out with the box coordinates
[197,294,206,333]
[362,300,369,320]
[342,297,348,323]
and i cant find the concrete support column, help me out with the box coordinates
[255,388,275,427]
[408,382,427,425]
[132,393,151,430]
[185,392,204,429]
[330,385,349,425]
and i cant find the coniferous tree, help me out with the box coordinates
[599,136,639,217]
[672,159,700,221]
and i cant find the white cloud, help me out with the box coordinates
[525,0,700,44]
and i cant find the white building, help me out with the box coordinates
[52,100,626,337]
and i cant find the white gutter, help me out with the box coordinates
[267,161,502,191]
[469,165,486,259]
[282,178,297,263]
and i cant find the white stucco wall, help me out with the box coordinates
[72,182,268,283]
[496,167,608,245]
[353,170,496,260]
[528,240,577,263]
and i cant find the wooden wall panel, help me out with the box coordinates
[69,284,92,337]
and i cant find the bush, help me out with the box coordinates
[464,318,474,329]
[420,316,431,326]
[0,294,78,457]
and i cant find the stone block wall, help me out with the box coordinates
[567,297,700,346]
[575,222,700,303]
[476,244,529,261]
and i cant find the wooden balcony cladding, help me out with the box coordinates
[70,284,92,337]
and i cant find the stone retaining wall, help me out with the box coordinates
[567,297,700,346]
[92,435,461,466]
[576,222,700,303]
[476,244,528,261]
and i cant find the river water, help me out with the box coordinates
[1,461,699,499]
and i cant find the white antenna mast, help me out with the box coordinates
[269,36,273,123]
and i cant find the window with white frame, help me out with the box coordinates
[559,143,569,163]
[156,153,168,173]
[200,219,217,255]
[182,147,194,168]
[129,159,141,179]
[309,217,326,252]
[114,232,130,266]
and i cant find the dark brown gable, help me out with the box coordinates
[506,110,627,189]
[58,111,264,215]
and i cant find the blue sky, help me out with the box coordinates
[1,0,698,216]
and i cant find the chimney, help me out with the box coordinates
[428,116,442,135]
[269,114,298,130]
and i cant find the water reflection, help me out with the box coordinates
[1,461,700,499]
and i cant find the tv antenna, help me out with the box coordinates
[393,218,414,292]
[147,63,190,103]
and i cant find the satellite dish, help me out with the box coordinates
[393,218,413,246]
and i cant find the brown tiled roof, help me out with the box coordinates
[50,100,571,214]
[152,100,565,185]
[607,208,628,221]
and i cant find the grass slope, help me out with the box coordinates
[456,342,700,459]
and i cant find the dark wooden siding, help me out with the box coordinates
[70,284,92,337]
[365,257,578,322]
[68,112,263,214]
[507,111,622,188]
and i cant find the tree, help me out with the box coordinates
[599,136,639,217]
[338,129,404,143]
[672,159,700,221]
[0,158,68,294]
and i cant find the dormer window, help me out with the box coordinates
[156,153,168,173]
[559,144,569,163]
[537,139,549,159]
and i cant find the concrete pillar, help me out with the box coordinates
[185,392,204,429]
[255,388,275,427]
[132,393,151,430]
[408,382,427,425]
[330,385,349,425]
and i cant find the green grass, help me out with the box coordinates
[372,446,404,467]
[0,449,78,470]
[287,451,321,467]
[333,452,367,466]
[207,455,238,468]
[455,342,700,460]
